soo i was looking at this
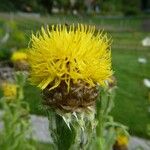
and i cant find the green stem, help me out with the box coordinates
[18,86,24,100]
[96,96,105,150]
[96,88,113,150]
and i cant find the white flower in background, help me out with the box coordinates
[142,37,150,47]
[143,79,150,88]
[138,57,147,64]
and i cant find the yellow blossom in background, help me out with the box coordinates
[11,51,27,62]
[2,83,17,100]
[28,24,112,90]
[116,135,129,146]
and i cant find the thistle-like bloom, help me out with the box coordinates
[116,135,128,146]
[11,51,28,70]
[28,24,112,111]
[11,51,27,62]
[2,83,17,100]
[28,24,112,90]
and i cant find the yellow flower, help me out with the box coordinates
[2,83,17,100]
[28,24,112,90]
[116,135,128,146]
[11,51,27,62]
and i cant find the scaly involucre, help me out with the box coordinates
[28,24,112,90]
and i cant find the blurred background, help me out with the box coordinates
[0,0,150,149]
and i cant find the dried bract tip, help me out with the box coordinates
[43,80,98,112]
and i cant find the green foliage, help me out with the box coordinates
[0,48,12,60]
[92,86,128,150]
[0,72,35,150]
[0,0,144,15]
[101,0,122,14]
[0,0,42,12]
[0,0,16,11]
[6,21,27,48]
[122,0,141,16]
[39,0,54,14]
[0,99,35,150]
[0,20,27,61]
[55,114,76,150]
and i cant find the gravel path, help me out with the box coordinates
[0,111,150,149]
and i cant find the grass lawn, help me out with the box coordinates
[0,13,150,139]
[112,49,150,138]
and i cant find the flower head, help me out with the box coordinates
[2,83,17,100]
[116,135,128,146]
[11,50,28,70]
[28,24,112,91]
[11,51,27,62]
[28,24,113,112]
